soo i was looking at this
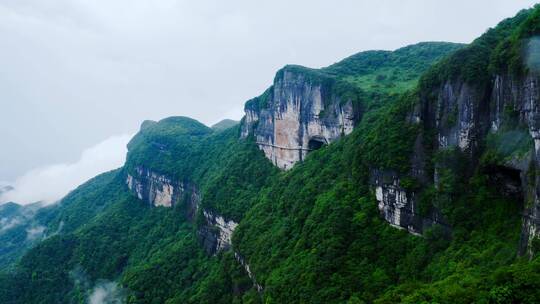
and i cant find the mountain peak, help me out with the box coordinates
[211,119,239,131]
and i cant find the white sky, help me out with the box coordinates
[0,0,538,191]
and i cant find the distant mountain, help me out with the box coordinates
[211,119,239,131]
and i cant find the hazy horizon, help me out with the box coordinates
[1,0,538,204]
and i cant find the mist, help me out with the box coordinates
[69,267,126,304]
[88,281,125,304]
[526,36,540,74]
[0,134,131,205]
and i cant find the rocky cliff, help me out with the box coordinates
[239,64,540,250]
[126,167,185,208]
[126,166,235,252]
[241,67,357,169]
[372,169,450,236]
[371,71,540,250]
[125,166,263,290]
[239,43,464,170]
[199,210,238,252]
[489,74,539,253]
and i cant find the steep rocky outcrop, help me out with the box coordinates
[126,167,262,292]
[234,252,263,292]
[373,78,489,234]
[239,43,463,170]
[199,210,238,252]
[126,167,185,207]
[126,166,235,252]
[125,166,262,289]
[436,73,540,253]
[374,173,420,235]
[489,74,540,253]
[125,167,264,290]
[372,71,540,249]
[241,67,357,169]
[372,170,449,235]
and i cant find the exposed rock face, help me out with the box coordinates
[125,167,240,253]
[235,252,263,292]
[375,79,487,233]
[373,73,540,247]
[200,211,238,252]
[125,167,264,288]
[373,170,447,235]
[431,81,485,154]
[241,68,357,169]
[488,74,540,254]
[126,167,184,207]
[375,175,420,236]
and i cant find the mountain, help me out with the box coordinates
[242,41,462,169]
[2,6,540,304]
[211,119,239,131]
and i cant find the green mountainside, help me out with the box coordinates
[212,119,239,131]
[324,41,464,94]
[1,5,540,304]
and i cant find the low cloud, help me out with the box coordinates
[526,36,540,74]
[0,134,131,205]
[26,225,46,241]
[88,281,125,304]
[0,183,13,195]
[0,203,42,236]
[0,216,23,232]
[70,267,126,304]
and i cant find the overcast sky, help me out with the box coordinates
[1,0,538,203]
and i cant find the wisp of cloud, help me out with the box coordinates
[526,36,540,74]
[88,281,125,304]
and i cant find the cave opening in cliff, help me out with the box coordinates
[308,137,327,151]
[484,165,523,202]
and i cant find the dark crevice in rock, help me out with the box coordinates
[308,136,327,151]
[484,165,524,201]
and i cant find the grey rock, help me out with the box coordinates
[372,72,540,248]
[372,169,448,235]
[125,167,240,254]
[241,68,357,169]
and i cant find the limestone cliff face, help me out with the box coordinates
[374,172,420,235]
[241,67,357,169]
[126,167,185,207]
[126,166,237,253]
[373,73,540,250]
[371,77,488,235]
[234,252,263,292]
[489,74,540,254]
[200,210,238,252]
[372,169,448,235]
[125,167,263,290]
[431,81,485,154]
